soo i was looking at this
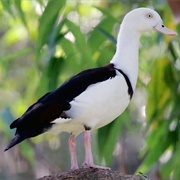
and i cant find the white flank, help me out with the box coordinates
[52,72,130,135]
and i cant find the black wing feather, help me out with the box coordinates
[5,64,117,151]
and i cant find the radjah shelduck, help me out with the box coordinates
[5,8,177,170]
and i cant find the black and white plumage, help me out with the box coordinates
[5,8,177,170]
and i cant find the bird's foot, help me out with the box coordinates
[82,162,110,170]
[70,165,79,171]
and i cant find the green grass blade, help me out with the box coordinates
[37,0,66,56]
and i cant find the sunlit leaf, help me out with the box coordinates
[146,57,171,122]
[1,0,14,17]
[65,19,93,66]
[46,19,66,61]
[88,16,118,53]
[14,0,27,27]
[37,0,66,55]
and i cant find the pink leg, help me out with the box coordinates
[68,134,79,170]
[83,130,110,169]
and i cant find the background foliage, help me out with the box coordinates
[0,0,179,179]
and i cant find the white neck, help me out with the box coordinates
[110,24,141,90]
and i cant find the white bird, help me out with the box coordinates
[5,8,177,170]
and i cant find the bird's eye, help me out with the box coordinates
[147,13,153,19]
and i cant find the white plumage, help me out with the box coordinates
[53,72,129,134]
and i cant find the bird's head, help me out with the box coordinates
[123,8,177,36]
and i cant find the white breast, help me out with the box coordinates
[52,73,130,135]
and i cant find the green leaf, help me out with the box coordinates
[160,140,180,179]
[1,0,14,17]
[98,111,130,165]
[88,16,117,53]
[138,121,169,173]
[14,0,27,27]
[146,57,171,122]
[138,57,177,173]
[60,37,85,76]
[97,27,116,45]
[47,57,65,91]
[65,19,93,66]
[96,45,115,66]
[46,19,67,61]
[37,56,65,96]
[37,0,66,55]
[60,38,76,58]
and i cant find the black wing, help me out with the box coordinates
[5,64,117,151]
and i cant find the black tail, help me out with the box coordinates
[4,123,54,151]
[4,133,26,151]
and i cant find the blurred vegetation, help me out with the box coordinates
[0,0,179,179]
